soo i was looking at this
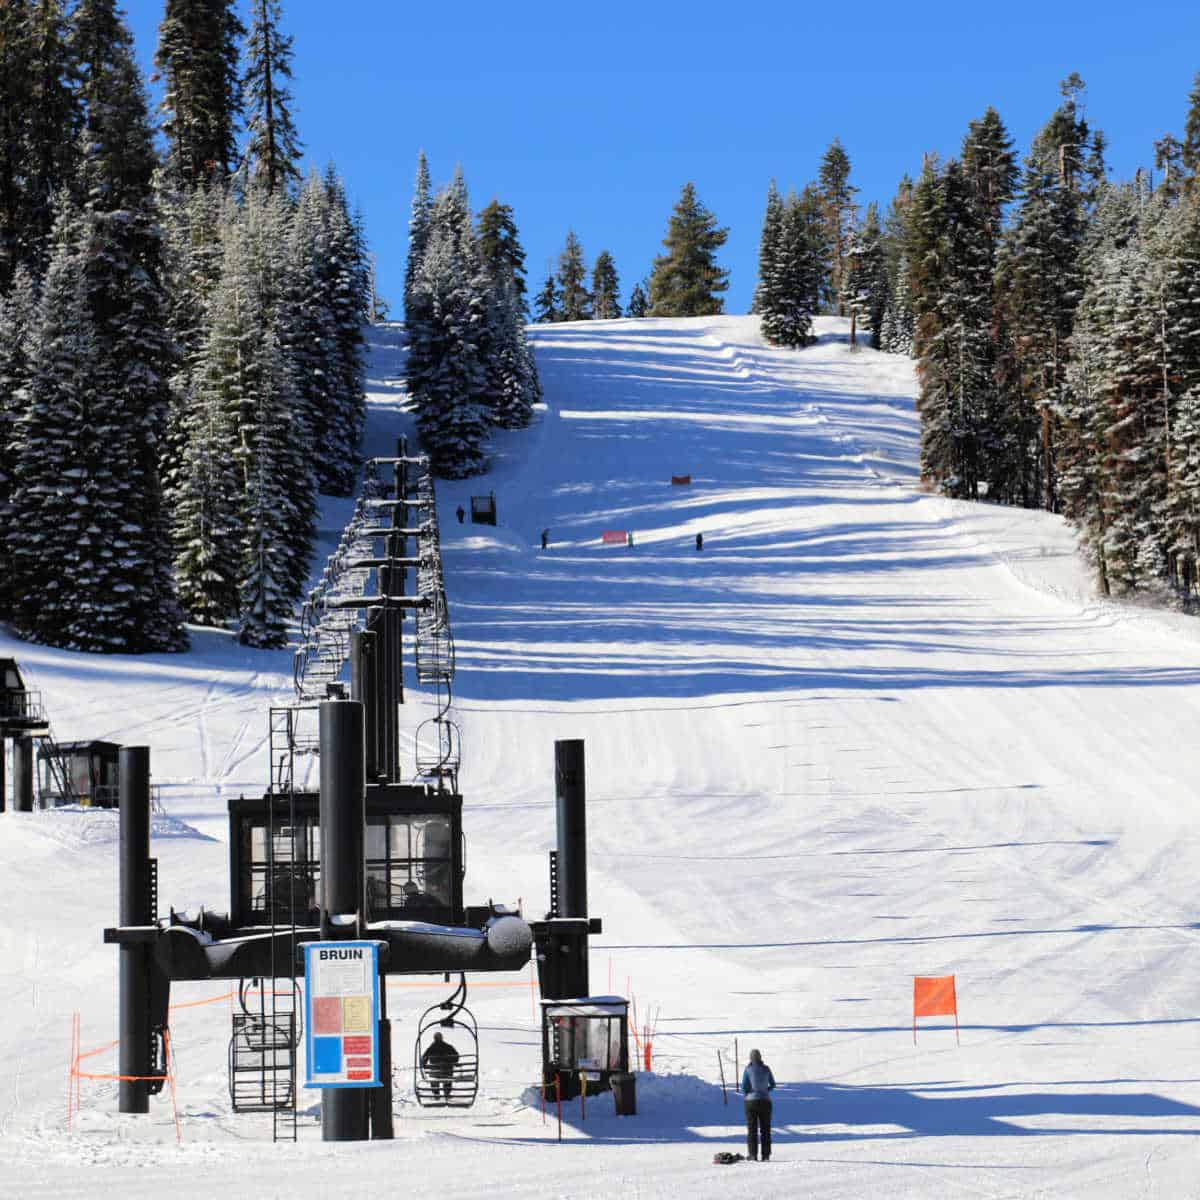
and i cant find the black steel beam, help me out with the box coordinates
[324,595,430,610]
[138,916,534,980]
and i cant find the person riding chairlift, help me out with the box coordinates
[422,1030,459,1100]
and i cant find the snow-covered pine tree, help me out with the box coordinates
[751,180,784,315]
[476,198,529,313]
[157,176,229,511]
[626,279,648,318]
[22,0,82,276]
[4,202,97,646]
[759,187,823,348]
[72,1,186,651]
[533,268,559,323]
[485,275,539,428]
[238,327,299,647]
[405,186,491,476]
[155,0,245,187]
[557,231,591,321]
[879,176,915,355]
[0,265,37,618]
[818,139,858,315]
[0,1,33,287]
[648,183,729,317]
[844,203,887,348]
[591,251,621,319]
[240,0,302,195]
[319,166,368,495]
[994,92,1087,511]
[405,150,432,313]
[172,243,243,625]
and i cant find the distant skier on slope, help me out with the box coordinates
[456,505,465,524]
[541,528,549,550]
[741,1048,776,1161]
[696,532,703,551]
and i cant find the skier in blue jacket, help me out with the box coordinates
[740,1048,776,1161]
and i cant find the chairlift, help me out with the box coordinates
[413,974,479,1108]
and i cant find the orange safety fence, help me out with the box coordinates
[68,1015,181,1143]
[913,975,959,1044]
[601,530,628,545]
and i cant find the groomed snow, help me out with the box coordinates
[2,314,1199,1197]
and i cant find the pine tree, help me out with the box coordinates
[405,185,491,476]
[23,0,82,274]
[994,92,1087,510]
[751,180,783,314]
[405,150,432,313]
[759,186,825,349]
[476,198,528,311]
[1183,71,1200,187]
[72,2,187,651]
[0,266,37,617]
[5,205,96,645]
[557,230,591,321]
[533,267,559,323]
[240,0,302,195]
[155,0,245,187]
[844,203,887,348]
[626,279,648,318]
[173,246,243,624]
[880,176,915,354]
[321,166,368,495]
[238,327,298,647]
[591,251,621,319]
[818,139,859,315]
[647,183,729,316]
[0,1,33,287]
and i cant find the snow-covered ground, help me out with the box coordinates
[3,314,1200,1198]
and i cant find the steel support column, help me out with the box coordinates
[318,698,370,1141]
[555,739,589,996]
[118,746,152,1113]
[13,736,33,811]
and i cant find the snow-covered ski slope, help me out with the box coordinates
[3,314,1200,1198]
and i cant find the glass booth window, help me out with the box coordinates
[366,813,453,917]
[553,1016,623,1072]
[241,818,320,923]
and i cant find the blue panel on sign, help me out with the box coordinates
[312,1036,342,1075]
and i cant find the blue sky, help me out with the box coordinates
[125,0,1200,317]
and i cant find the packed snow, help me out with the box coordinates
[2,314,1199,1198]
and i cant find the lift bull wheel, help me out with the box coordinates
[413,974,479,1108]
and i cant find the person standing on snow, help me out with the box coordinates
[741,1047,776,1161]
[456,505,465,524]
[541,528,549,550]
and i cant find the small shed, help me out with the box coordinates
[469,493,497,525]
[37,740,121,807]
[0,658,46,734]
[541,995,630,1099]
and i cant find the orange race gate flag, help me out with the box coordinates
[913,975,959,1044]
[670,474,691,485]
[601,530,628,545]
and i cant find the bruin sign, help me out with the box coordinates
[318,948,364,961]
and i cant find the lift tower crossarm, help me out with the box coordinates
[324,595,431,610]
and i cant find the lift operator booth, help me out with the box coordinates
[541,996,631,1105]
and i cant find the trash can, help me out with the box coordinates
[611,1071,637,1116]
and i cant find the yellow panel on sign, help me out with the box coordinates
[342,995,372,1033]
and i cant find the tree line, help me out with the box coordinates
[0,0,370,653]
[898,73,1200,604]
[532,182,730,323]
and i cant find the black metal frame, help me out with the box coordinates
[228,783,465,929]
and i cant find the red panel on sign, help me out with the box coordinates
[347,1070,372,1081]
[346,1057,373,1069]
[343,1035,372,1055]
[601,530,627,545]
[312,997,342,1035]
